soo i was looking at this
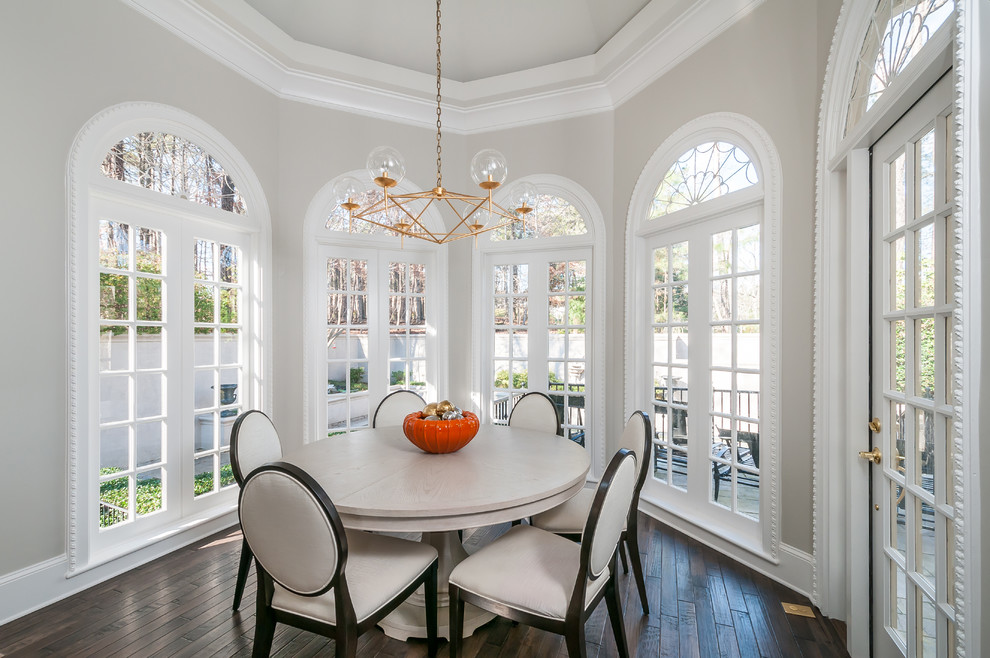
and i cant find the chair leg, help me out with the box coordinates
[624,522,650,615]
[449,584,464,658]
[618,536,629,574]
[251,596,276,657]
[605,571,629,658]
[335,626,358,658]
[424,562,439,657]
[564,621,587,658]
[232,537,253,611]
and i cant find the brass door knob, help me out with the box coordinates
[869,417,882,433]
[859,447,882,464]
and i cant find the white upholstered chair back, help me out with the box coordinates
[583,449,637,579]
[239,463,344,597]
[230,410,283,484]
[618,410,652,494]
[507,392,561,435]
[373,390,426,428]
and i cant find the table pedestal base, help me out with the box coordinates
[378,530,494,641]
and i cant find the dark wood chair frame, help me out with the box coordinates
[243,462,439,658]
[229,409,280,612]
[552,410,652,615]
[448,449,635,658]
[372,389,426,428]
[507,390,564,436]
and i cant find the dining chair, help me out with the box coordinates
[372,389,426,428]
[229,409,283,612]
[507,391,562,436]
[448,448,636,658]
[530,410,652,614]
[240,461,439,658]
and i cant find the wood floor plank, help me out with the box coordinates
[692,585,720,657]
[677,599,701,658]
[0,515,849,658]
[741,593,782,658]
[715,623,742,658]
[659,613,680,658]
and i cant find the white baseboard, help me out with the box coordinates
[639,499,815,601]
[0,512,238,627]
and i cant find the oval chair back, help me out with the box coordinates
[230,410,283,485]
[618,410,652,504]
[373,389,426,428]
[239,462,346,598]
[581,449,637,582]
[228,410,283,612]
[507,391,561,436]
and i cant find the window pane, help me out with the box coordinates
[135,227,163,274]
[102,132,247,214]
[915,223,935,308]
[713,231,732,275]
[136,326,163,369]
[917,128,936,216]
[100,220,130,269]
[737,224,760,272]
[100,273,129,321]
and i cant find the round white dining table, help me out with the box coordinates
[281,422,591,641]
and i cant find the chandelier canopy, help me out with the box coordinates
[333,0,535,245]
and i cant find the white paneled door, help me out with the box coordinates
[869,73,955,658]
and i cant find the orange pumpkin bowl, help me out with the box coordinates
[402,411,480,454]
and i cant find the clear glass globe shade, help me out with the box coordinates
[366,146,406,185]
[332,176,364,206]
[470,149,508,187]
[509,181,538,211]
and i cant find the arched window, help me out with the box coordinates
[650,141,758,218]
[68,104,270,573]
[489,194,588,240]
[846,0,954,135]
[476,175,607,477]
[626,114,780,560]
[303,174,447,440]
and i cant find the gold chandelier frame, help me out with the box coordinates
[341,0,531,245]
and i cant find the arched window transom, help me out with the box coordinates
[846,0,954,134]
[102,132,247,214]
[650,141,758,219]
[490,194,588,241]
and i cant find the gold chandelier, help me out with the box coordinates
[332,0,537,245]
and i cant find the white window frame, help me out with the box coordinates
[303,172,448,443]
[68,102,272,575]
[625,113,781,562]
[473,174,607,479]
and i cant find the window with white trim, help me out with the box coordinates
[310,177,442,438]
[478,177,605,475]
[629,119,779,556]
[73,116,267,565]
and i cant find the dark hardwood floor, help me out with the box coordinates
[0,515,848,657]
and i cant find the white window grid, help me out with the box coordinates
[708,225,761,520]
[650,241,690,491]
[492,263,530,424]
[325,257,370,435]
[98,220,168,528]
[191,238,243,497]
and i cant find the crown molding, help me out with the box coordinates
[122,0,764,133]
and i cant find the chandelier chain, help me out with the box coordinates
[435,0,443,189]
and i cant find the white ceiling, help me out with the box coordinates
[126,0,765,132]
[241,0,653,83]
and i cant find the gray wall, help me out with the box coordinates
[0,0,838,582]
[0,0,281,576]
